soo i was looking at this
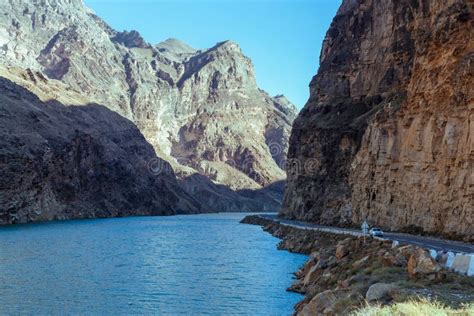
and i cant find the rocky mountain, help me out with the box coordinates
[0,67,200,224]
[280,0,473,241]
[0,0,296,218]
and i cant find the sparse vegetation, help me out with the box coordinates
[352,299,474,316]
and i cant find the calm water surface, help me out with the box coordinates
[0,213,307,315]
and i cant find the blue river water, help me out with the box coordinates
[0,213,307,315]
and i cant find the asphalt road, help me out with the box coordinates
[259,214,474,254]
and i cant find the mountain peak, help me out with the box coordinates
[157,38,195,53]
[274,94,287,101]
[156,38,196,61]
[273,95,298,117]
[40,0,85,8]
[211,40,241,52]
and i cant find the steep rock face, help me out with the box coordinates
[281,0,473,240]
[0,0,296,215]
[167,40,293,187]
[350,1,473,239]
[0,68,200,224]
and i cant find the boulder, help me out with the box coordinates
[382,252,407,267]
[365,283,398,302]
[297,290,349,316]
[407,248,441,278]
[296,256,318,279]
[397,245,416,260]
[342,237,353,244]
[303,259,327,286]
[336,244,349,260]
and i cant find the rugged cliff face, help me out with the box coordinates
[281,0,473,240]
[0,0,296,216]
[0,67,200,224]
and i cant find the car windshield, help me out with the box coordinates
[372,228,381,231]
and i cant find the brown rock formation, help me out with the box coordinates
[407,248,441,279]
[280,0,473,240]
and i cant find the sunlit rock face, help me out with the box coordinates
[0,0,297,215]
[280,0,473,241]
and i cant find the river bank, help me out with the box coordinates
[241,215,474,315]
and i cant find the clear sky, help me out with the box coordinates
[83,0,341,109]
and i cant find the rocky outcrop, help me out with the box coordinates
[0,0,296,217]
[298,289,353,316]
[280,0,473,240]
[111,30,151,49]
[241,215,474,315]
[407,248,441,279]
[0,68,200,224]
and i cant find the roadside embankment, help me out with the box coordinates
[241,215,474,315]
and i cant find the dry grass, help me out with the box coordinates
[352,299,474,316]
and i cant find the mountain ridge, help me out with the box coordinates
[0,0,297,219]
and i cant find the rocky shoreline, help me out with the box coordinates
[241,215,474,315]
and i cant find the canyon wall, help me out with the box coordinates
[280,0,473,240]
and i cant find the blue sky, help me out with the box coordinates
[84,0,341,109]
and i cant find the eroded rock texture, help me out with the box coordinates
[0,0,296,217]
[0,69,200,224]
[281,0,473,240]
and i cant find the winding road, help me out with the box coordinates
[259,214,474,254]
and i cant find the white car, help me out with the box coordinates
[369,227,384,237]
